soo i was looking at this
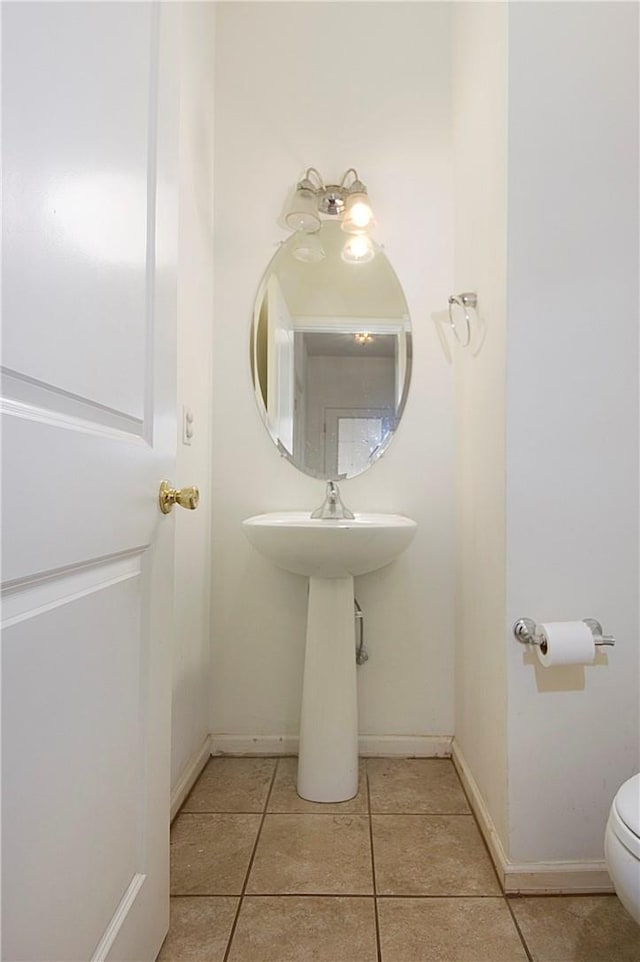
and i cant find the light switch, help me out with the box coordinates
[182,406,194,445]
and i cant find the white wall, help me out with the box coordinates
[453,1,639,870]
[505,2,639,863]
[171,2,215,793]
[452,2,509,850]
[211,2,456,744]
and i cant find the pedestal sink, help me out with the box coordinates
[242,511,417,802]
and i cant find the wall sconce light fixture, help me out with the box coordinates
[285,168,376,258]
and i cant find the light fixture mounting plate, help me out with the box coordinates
[318,186,346,216]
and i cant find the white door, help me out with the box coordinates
[2,3,180,959]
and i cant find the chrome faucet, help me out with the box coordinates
[310,481,355,520]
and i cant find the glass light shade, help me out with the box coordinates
[341,191,374,233]
[341,233,375,264]
[291,233,326,263]
[285,187,321,233]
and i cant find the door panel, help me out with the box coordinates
[1,409,152,584]
[2,2,151,419]
[3,565,143,961]
[1,3,179,959]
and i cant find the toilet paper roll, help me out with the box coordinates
[536,621,596,667]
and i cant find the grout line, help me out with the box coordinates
[170,892,511,900]
[453,764,535,959]
[504,896,534,962]
[368,811,474,817]
[366,764,383,962]
[177,809,475,817]
[176,809,272,816]
[221,759,280,962]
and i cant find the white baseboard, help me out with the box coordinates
[170,734,212,821]
[502,861,613,895]
[210,733,299,756]
[451,740,510,887]
[209,733,453,758]
[452,740,614,895]
[358,734,452,757]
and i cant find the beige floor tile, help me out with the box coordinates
[509,895,640,961]
[246,814,373,894]
[373,814,501,895]
[157,897,238,962]
[378,897,528,962]
[367,758,470,814]
[227,897,378,962]
[268,757,367,814]
[170,813,261,895]
[181,757,276,813]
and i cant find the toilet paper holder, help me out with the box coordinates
[513,618,615,653]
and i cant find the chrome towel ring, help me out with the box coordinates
[447,292,477,347]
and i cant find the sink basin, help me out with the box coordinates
[242,511,417,579]
[242,509,417,803]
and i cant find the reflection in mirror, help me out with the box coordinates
[251,222,412,480]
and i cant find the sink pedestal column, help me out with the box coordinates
[297,575,358,802]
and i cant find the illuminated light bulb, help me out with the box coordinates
[342,187,374,233]
[354,332,374,345]
[341,234,375,264]
[349,201,373,228]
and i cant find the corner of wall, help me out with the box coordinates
[451,0,509,855]
[171,1,216,795]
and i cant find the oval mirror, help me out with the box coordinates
[250,221,412,480]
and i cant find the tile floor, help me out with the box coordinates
[160,756,640,962]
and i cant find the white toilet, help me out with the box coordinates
[605,773,640,924]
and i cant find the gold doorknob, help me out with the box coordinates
[159,481,200,515]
